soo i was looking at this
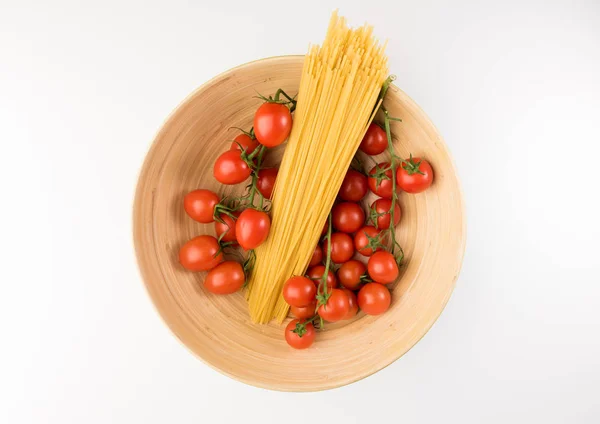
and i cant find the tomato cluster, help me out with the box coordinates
[178,91,295,295]
[283,122,435,349]
[175,85,436,350]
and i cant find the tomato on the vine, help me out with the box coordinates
[339,169,368,202]
[324,232,355,264]
[359,123,387,155]
[367,251,399,284]
[253,102,292,147]
[214,150,252,185]
[214,213,238,243]
[332,202,365,234]
[370,198,401,229]
[368,162,394,198]
[204,261,245,294]
[318,288,350,322]
[235,208,270,250]
[342,288,358,319]
[358,283,391,315]
[283,276,317,307]
[256,167,278,199]
[307,265,338,289]
[396,157,434,193]
[285,319,315,349]
[183,189,220,223]
[179,235,223,271]
[230,133,259,154]
[354,226,383,256]
[291,303,316,320]
[309,244,323,267]
[337,260,367,290]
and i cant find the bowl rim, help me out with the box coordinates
[133,55,467,391]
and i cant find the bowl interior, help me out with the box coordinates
[133,56,465,391]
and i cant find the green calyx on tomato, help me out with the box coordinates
[291,320,309,337]
[369,162,392,190]
[255,88,297,111]
[401,154,425,175]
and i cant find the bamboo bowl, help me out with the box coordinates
[133,56,465,391]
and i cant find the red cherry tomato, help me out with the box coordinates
[214,213,239,243]
[283,276,317,307]
[396,157,434,193]
[290,303,316,320]
[337,260,367,290]
[253,102,292,147]
[358,283,391,315]
[370,198,401,229]
[178,235,223,271]
[285,319,315,349]
[306,265,338,289]
[183,189,219,223]
[368,162,394,198]
[230,133,259,154]
[235,209,271,250]
[256,167,278,199]
[338,169,368,202]
[213,150,251,185]
[359,123,388,155]
[354,226,383,257]
[324,232,355,264]
[342,288,359,319]
[318,289,350,322]
[309,244,323,267]
[321,219,329,236]
[332,202,365,234]
[204,261,245,294]
[367,251,399,284]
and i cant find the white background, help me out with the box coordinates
[1,0,599,423]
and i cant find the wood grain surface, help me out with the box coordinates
[133,56,466,391]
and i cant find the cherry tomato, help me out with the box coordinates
[230,133,259,154]
[256,167,278,199]
[324,232,354,264]
[368,162,394,198]
[359,123,387,155]
[337,260,367,290]
[321,219,329,236]
[309,244,323,267]
[354,226,383,256]
[339,169,368,202]
[235,208,271,250]
[358,283,391,315]
[342,288,359,319]
[283,276,317,307]
[367,251,399,284]
[204,261,245,294]
[332,202,365,234]
[253,102,292,147]
[307,265,338,289]
[396,157,434,193]
[183,189,219,223]
[214,213,239,244]
[291,302,316,320]
[213,150,251,185]
[179,235,223,271]
[370,198,401,229]
[318,289,350,322]
[285,319,315,349]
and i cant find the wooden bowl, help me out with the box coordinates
[133,56,465,391]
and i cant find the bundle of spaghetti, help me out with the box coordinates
[246,11,389,323]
